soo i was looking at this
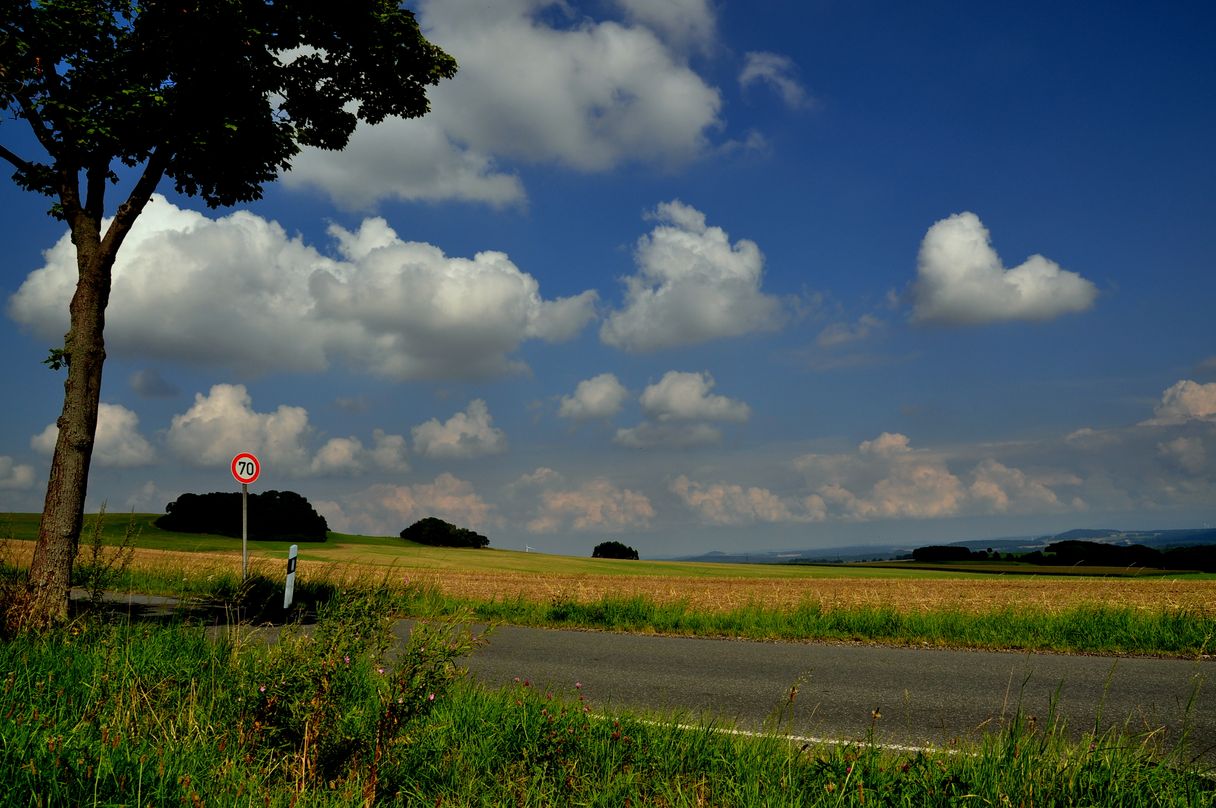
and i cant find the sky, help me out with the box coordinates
[1,0,1214,558]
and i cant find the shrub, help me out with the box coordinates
[400,517,489,548]
[155,490,329,541]
[592,540,639,560]
[911,545,972,562]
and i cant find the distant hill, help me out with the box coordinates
[1051,528,1121,540]
[676,527,1216,565]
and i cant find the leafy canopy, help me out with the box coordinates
[0,0,456,211]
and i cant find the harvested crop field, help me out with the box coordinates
[8,542,1210,617]
[394,569,1216,615]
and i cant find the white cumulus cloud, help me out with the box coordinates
[911,212,1098,325]
[527,478,655,533]
[0,456,36,490]
[671,475,823,525]
[283,0,722,207]
[1142,380,1216,425]
[32,403,155,468]
[412,400,507,460]
[615,370,748,449]
[166,383,407,477]
[7,196,596,380]
[614,0,717,53]
[317,473,497,536]
[796,433,1076,521]
[640,371,750,422]
[601,201,786,351]
[558,373,629,421]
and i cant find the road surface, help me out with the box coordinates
[454,624,1214,761]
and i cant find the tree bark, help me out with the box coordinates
[12,231,110,630]
[6,158,166,633]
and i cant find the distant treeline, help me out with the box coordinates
[912,540,1216,572]
[156,490,329,542]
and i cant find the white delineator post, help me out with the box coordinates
[284,544,298,610]
[230,452,261,582]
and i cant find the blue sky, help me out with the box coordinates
[2,0,1214,557]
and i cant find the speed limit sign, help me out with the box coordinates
[231,452,261,485]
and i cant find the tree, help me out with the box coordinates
[400,517,489,549]
[0,1,455,631]
[910,545,972,563]
[156,490,329,542]
[592,540,639,560]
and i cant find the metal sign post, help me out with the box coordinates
[231,452,262,582]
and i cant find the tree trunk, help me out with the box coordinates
[5,159,164,633]
[8,229,112,631]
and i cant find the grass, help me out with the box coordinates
[2,589,1213,806]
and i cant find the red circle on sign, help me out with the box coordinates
[231,452,261,485]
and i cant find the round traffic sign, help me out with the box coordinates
[231,452,261,485]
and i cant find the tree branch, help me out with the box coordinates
[99,148,168,257]
[0,143,33,173]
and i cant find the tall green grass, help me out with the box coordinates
[399,589,1216,657]
[1,597,1211,806]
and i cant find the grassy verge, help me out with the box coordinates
[2,593,1212,806]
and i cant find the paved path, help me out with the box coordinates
[455,625,1215,761]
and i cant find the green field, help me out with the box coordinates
[2,511,972,579]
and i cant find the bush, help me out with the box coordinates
[592,540,639,560]
[400,517,489,548]
[911,545,972,562]
[155,490,328,541]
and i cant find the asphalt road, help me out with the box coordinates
[456,625,1215,761]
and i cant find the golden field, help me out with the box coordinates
[6,538,1214,616]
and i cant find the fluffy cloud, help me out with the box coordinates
[615,370,749,449]
[8,197,595,380]
[600,201,786,351]
[32,403,155,468]
[0,456,36,490]
[558,373,629,421]
[310,430,411,476]
[167,384,312,469]
[671,475,824,525]
[527,478,655,533]
[967,459,1067,513]
[1142,380,1216,425]
[412,400,507,459]
[317,473,497,536]
[911,212,1098,325]
[739,51,813,109]
[166,383,408,477]
[283,0,722,207]
[614,0,716,53]
[640,371,749,422]
[795,433,1076,521]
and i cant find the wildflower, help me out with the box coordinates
[258,685,266,693]
[428,692,435,701]
[377,667,385,675]
[344,655,351,666]
[575,681,582,690]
